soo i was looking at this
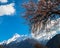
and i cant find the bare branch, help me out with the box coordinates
[22,0,60,33]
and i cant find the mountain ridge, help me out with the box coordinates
[0,33,31,45]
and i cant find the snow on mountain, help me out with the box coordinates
[0,40,7,45]
[0,18,60,45]
[0,33,31,45]
[6,33,20,44]
[31,18,60,45]
[31,31,57,45]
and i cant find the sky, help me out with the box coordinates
[0,0,60,42]
[0,0,31,42]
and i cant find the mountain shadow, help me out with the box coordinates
[46,34,60,48]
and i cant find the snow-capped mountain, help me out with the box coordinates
[0,32,57,46]
[0,33,47,48]
[0,33,31,45]
[0,29,59,45]
[31,17,60,45]
[0,17,60,45]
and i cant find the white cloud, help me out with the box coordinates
[0,0,8,3]
[0,3,15,16]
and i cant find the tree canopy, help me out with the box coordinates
[23,0,60,33]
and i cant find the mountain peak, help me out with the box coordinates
[0,33,20,45]
[13,33,20,38]
[0,33,30,45]
[6,33,20,44]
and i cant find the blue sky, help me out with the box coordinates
[0,0,60,42]
[0,0,31,42]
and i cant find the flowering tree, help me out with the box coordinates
[23,0,60,33]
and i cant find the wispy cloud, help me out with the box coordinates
[0,0,8,3]
[0,3,15,16]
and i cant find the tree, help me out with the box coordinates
[22,0,60,34]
